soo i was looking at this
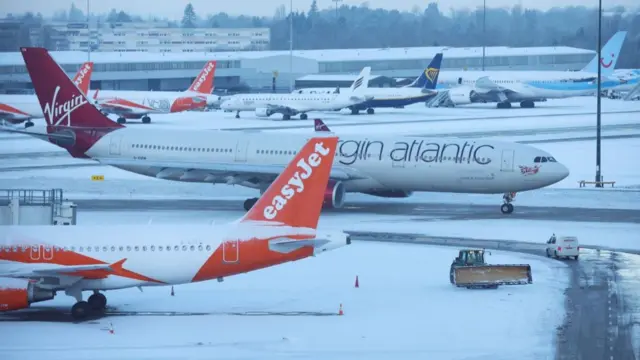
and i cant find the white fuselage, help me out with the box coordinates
[292,87,435,108]
[63,128,570,195]
[94,89,216,115]
[437,70,622,100]
[220,93,363,113]
[0,223,343,292]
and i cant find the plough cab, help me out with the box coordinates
[449,249,532,289]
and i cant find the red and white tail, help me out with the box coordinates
[187,60,216,94]
[71,61,93,95]
[314,119,331,132]
[20,47,121,129]
[240,136,339,230]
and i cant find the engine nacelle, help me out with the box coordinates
[0,278,54,312]
[361,190,413,198]
[323,181,346,209]
[255,108,272,118]
[448,87,477,105]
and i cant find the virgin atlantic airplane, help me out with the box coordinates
[3,47,570,215]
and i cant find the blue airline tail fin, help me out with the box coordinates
[582,31,627,76]
[407,53,443,90]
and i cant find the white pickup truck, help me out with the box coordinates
[545,235,580,260]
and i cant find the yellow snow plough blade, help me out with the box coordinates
[452,264,532,287]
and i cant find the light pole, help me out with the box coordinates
[289,0,293,92]
[595,0,603,187]
[87,0,91,61]
[482,0,486,71]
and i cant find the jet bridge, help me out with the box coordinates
[0,189,76,225]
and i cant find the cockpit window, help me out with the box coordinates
[535,156,557,163]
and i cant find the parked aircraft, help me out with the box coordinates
[219,67,373,120]
[4,48,570,216]
[291,53,442,115]
[0,133,349,320]
[435,31,628,108]
[0,61,93,128]
[93,60,219,124]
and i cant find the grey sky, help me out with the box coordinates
[2,0,637,19]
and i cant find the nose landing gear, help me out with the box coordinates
[501,192,516,214]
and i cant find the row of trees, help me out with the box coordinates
[4,1,640,68]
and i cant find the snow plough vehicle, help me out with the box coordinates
[449,249,532,289]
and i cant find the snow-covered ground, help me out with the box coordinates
[0,241,569,360]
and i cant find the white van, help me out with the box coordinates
[545,235,580,260]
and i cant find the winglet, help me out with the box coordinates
[239,136,339,229]
[314,119,331,132]
[109,258,128,271]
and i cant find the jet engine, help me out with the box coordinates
[0,278,54,312]
[255,108,273,118]
[323,181,346,209]
[361,190,413,198]
[448,87,477,105]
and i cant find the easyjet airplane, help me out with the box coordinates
[92,60,219,124]
[0,133,349,320]
[4,47,570,215]
[0,61,93,128]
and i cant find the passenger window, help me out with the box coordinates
[134,246,139,251]
[206,245,211,251]
[190,245,195,251]
[126,246,131,251]
[142,246,147,251]
[102,246,107,252]
[111,246,115,252]
[119,246,124,251]
[182,245,187,251]
[174,245,179,251]
[150,245,155,251]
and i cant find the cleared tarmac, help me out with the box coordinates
[68,198,640,224]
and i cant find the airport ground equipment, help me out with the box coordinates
[449,249,532,289]
[0,189,76,225]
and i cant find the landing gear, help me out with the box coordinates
[282,114,291,120]
[520,100,535,108]
[235,111,240,119]
[71,301,91,320]
[117,117,127,124]
[350,108,359,115]
[141,115,151,124]
[88,291,107,310]
[244,198,258,211]
[300,113,308,120]
[366,108,375,115]
[500,192,516,214]
[67,289,108,320]
[497,102,512,109]
[24,121,34,128]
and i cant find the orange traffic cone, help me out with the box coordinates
[171,286,174,296]
[108,322,115,334]
[355,276,359,288]
[338,303,344,316]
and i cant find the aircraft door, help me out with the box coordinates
[109,134,123,155]
[30,245,41,260]
[43,245,53,260]
[222,240,239,263]
[500,149,515,172]
[234,140,249,162]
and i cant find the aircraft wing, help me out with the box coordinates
[264,101,314,114]
[0,263,115,279]
[474,76,520,102]
[97,98,156,115]
[95,157,368,183]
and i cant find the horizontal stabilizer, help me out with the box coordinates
[268,238,330,253]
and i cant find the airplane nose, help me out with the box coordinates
[558,164,570,181]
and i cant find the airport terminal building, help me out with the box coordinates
[0,45,596,93]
